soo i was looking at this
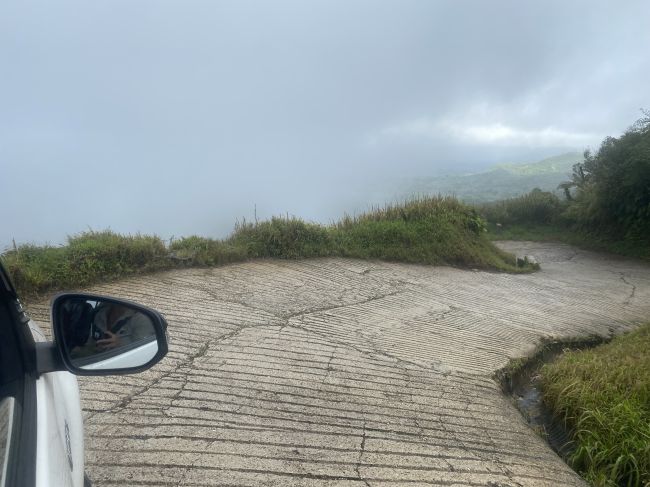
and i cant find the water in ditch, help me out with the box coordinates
[497,337,608,460]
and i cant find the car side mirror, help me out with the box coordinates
[49,293,169,376]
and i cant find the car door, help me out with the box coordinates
[1,263,87,487]
[32,325,84,487]
[0,275,39,487]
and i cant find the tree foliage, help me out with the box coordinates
[561,111,650,238]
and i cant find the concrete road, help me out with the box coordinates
[29,242,650,486]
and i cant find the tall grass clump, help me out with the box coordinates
[2,230,169,296]
[169,236,247,266]
[540,323,650,486]
[332,196,520,270]
[229,217,334,258]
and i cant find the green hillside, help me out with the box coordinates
[494,152,584,175]
[407,152,583,203]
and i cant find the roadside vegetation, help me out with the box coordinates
[1,196,531,298]
[539,323,650,487]
[3,232,171,297]
[480,113,650,486]
[477,112,650,261]
[479,189,650,260]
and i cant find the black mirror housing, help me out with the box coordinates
[49,293,169,376]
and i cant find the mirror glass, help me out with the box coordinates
[58,297,159,370]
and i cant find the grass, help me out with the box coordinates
[540,323,650,487]
[2,232,171,297]
[1,196,534,298]
[330,197,520,269]
[494,335,607,397]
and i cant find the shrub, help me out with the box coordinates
[332,196,514,269]
[479,188,564,226]
[229,217,334,259]
[169,236,247,266]
[2,231,169,295]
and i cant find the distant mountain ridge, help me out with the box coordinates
[405,152,583,203]
[493,152,584,175]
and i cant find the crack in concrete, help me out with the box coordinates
[174,464,191,487]
[405,365,462,475]
[82,279,418,423]
[188,276,409,325]
[196,283,283,318]
[284,288,405,320]
[167,341,211,411]
[354,419,371,487]
[284,320,432,373]
[86,324,260,420]
[317,347,336,392]
[619,273,637,305]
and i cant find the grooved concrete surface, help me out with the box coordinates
[29,242,650,486]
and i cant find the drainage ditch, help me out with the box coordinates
[495,336,610,459]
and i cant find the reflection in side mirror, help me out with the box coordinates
[52,294,168,375]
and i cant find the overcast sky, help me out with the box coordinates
[1,0,649,248]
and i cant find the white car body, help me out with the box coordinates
[0,265,168,487]
[29,321,84,487]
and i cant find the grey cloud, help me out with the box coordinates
[1,0,649,247]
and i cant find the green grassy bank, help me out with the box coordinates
[539,323,650,486]
[1,196,531,298]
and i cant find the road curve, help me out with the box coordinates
[29,241,650,486]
